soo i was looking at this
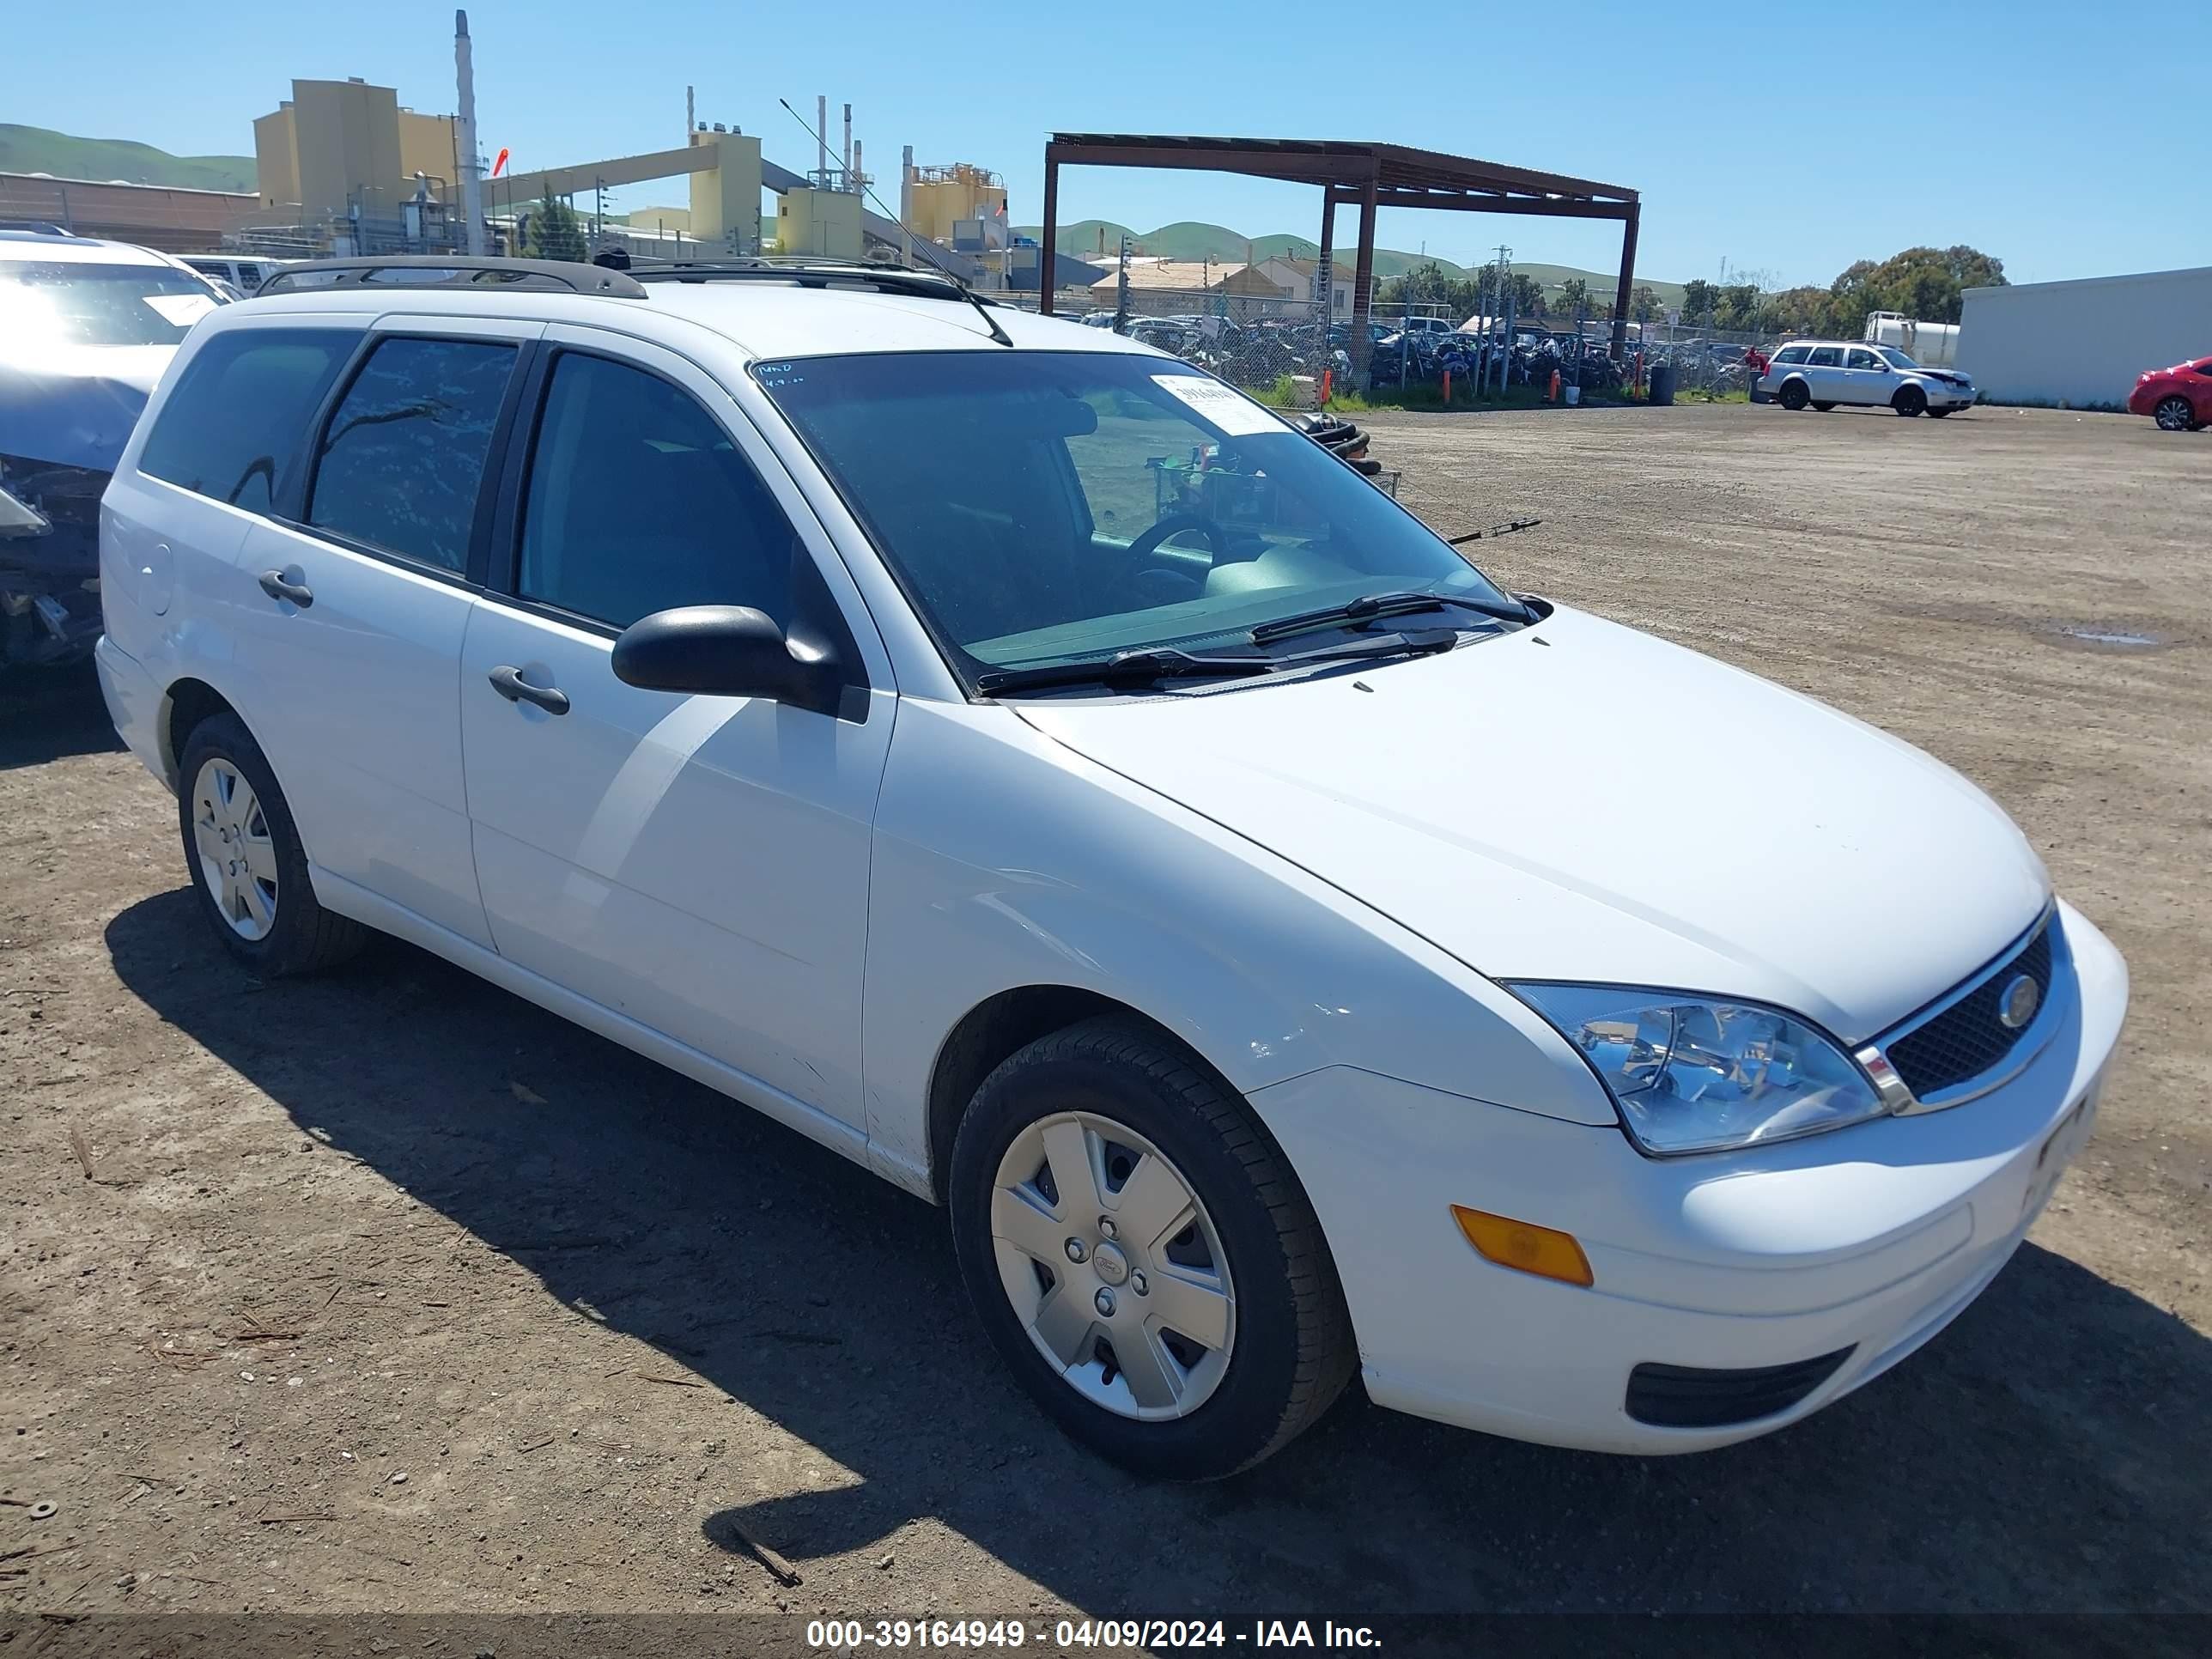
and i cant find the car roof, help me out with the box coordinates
[0,231,186,267]
[217,276,1169,365]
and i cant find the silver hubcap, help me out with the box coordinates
[990,1112,1236,1421]
[2157,399,2190,430]
[191,758,277,941]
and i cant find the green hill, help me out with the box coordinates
[1017,218,1685,307]
[0,125,256,193]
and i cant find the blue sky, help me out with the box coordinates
[15,0,2209,287]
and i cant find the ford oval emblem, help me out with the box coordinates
[1997,974,2041,1030]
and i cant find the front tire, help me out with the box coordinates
[1811,401,1837,412]
[176,713,367,975]
[1928,407,1954,418]
[2154,396,2195,432]
[1893,385,1928,417]
[949,1018,1356,1479]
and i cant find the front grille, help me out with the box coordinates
[1626,1347,1855,1429]
[1885,920,2054,1098]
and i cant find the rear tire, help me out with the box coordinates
[1928,407,1954,418]
[1778,379,1810,411]
[176,712,368,976]
[1811,401,1837,412]
[1893,385,1927,417]
[2154,396,2195,432]
[949,1017,1356,1480]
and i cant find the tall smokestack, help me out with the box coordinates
[900,144,915,264]
[842,103,853,179]
[454,10,485,255]
[851,140,862,197]
[817,95,828,181]
[685,84,695,139]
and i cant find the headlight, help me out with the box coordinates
[0,481,52,539]
[1507,983,1887,1156]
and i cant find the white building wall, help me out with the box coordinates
[1957,267,2212,408]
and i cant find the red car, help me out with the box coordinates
[2127,356,2212,431]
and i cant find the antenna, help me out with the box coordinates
[774,97,1011,345]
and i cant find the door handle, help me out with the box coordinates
[488,664,570,715]
[257,570,313,608]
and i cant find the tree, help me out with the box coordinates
[1555,276,1589,316]
[1680,278,1717,325]
[1505,273,1547,319]
[1752,285,1828,335]
[1817,246,2006,335]
[1378,259,1479,319]
[1716,283,1761,331]
[525,193,588,263]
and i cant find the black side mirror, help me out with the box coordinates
[611,605,844,717]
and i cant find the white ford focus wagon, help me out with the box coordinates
[97,257,2126,1478]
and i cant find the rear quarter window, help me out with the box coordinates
[137,328,358,513]
[306,335,516,574]
[1773,346,1810,365]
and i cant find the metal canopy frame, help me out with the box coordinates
[1037,134,1642,374]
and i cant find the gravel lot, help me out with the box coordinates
[3,403,2206,1650]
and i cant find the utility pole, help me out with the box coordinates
[1115,233,1133,335]
[453,9,486,255]
[1489,243,1513,395]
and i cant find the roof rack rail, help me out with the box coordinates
[629,258,967,292]
[627,258,1015,346]
[257,254,647,300]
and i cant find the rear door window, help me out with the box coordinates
[1807,347,1843,368]
[307,336,516,573]
[138,328,357,513]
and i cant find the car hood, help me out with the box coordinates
[0,344,173,471]
[1013,604,2049,1043]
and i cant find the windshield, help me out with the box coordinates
[0,259,222,348]
[1876,346,1920,370]
[755,351,1517,684]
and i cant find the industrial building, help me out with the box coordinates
[0,173,258,252]
[252,78,462,225]
[1957,266,2212,409]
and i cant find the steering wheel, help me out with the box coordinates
[1127,514,1228,565]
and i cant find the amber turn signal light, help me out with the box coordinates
[1451,1205,1594,1288]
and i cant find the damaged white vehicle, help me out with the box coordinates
[0,227,222,670]
[99,257,2125,1477]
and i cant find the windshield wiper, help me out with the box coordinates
[1249,589,1532,644]
[975,629,1459,696]
[1446,516,1542,546]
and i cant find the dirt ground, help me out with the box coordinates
[2,403,2207,1650]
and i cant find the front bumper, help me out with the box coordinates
[1253,898,2128,1455]
[1,455,107,667]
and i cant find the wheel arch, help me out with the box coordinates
[161,676,243,793]
[925,986,1241,1204]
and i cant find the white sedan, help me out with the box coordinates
[97,259,2123,1476]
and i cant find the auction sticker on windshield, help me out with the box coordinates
[143,293,217,327]
[1152,374,1287,436]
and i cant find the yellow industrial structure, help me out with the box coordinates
[252,78,460,222]
[902,162,1006,245]
[486,129,764,247]
[774,186,863,260]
